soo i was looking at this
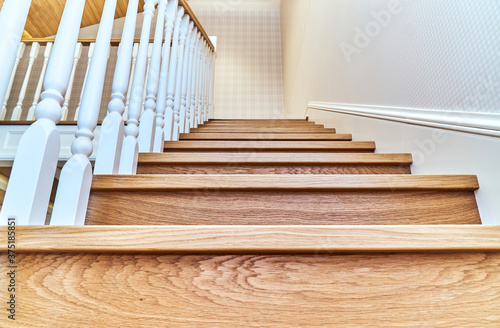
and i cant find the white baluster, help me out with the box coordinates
[163,7,185,141]
[196,42,206,127]
[11,42,40,120]
[153,0,178,152]
[0,0,86,225]
[61,43,83,120]
[141,43,155,114]
[1,43,25,120]
[51,0,118,225]
[119,0,158,174]
[209,50,216,119]
[171,15,191,141]
[191,34,202,129]
[178,22,194,135]
[183,28,198,133]
[201,44,208,123]
[74,43,95,120]
[138,0,167,153]
[94,0,140,175]
[27,42,53,120]
[0,0,32,116]
[204,45,210,122]
[124,43,139,121]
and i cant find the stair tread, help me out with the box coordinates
[179,133,351,140]
[139,152,413,164]
[11,225,500,253]
[91,174,478,191]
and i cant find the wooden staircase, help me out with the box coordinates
[6,119,500,327]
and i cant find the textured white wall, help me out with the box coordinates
[281,0,500,117]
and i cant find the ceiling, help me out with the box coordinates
[0,0,145,38]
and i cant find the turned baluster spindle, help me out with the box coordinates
[183,28,198,133]
[153,0,178,152]
[94,0,140,174]
[138,0,167,153]
[0,0,31,116]
[196,42,206,126]
[27,42,53,120]
[61,43,83,120]
[209,50,216,119]
[51,0,118,225]
[178,22,195,135]
[0,0,86,225]
[119,0,158,174]
[1,43,25,120]
[190,33,202,129]
[124,42,139,120]
[204,45,211,122]
[11,42,40,120]
[74,42,95,120]
[141,43,154,114]
[163,8,186,142]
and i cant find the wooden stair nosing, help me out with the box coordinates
[179,133,351,141]
[90,174,479,191]
[8,225,500,253]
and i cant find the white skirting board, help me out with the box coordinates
[0,124,101,163]
[306,102,500,225]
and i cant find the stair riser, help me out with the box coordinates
[179,133,350,141]
[14,252,500,327]
[137,164,411,175]
[86,190,480,225]
[189,128,335,133]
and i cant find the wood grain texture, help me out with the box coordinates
[90,174,479,191]
[5,225,500,253]
[86,190,480,225]
[179,133,351,140]
[163,140,375,152]
[189,127,334,133]
[3,252,500,327]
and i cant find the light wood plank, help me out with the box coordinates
[3,225,500,253]
[90,174,479,191]
[179,133,350,140]
[189,127,334,133]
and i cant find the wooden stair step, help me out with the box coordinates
[86,174,480,225]
[137,152,413,174]
[189,127,335,133]
[208,119,308,122]
[11,225,500,327]
[163,141,375,152]
[179,133,351,141]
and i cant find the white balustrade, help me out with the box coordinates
[153,0,179,152]
[11,42,40,120]
[0,0,31,117]
[183,28,198,133]
[209,50,216,119]
[0,0,86,225]
[191,33,202,129]
[51,0,118,225]
[195,41,205,127]
[1,43,25,120]
[171,15,191,141]
[74,42,95,120]
[27,42,53,120]
[203,44,210,122]
[119,0,158,174]
[141,43,155,114]
[124,43,139,121]
[138,0,167,153]
[178,22,195,135]
[163,7,185,142]
[61,43,83,120]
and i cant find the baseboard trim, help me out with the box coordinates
[307,102,500,138]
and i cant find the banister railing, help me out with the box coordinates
[0,0,216,225]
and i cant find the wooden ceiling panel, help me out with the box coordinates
[0,0,145,38]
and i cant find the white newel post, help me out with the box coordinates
[94,0,140,175]
[191,33,202,129]
[51,0,118,225]
[119,0,158,174]
[153,0,178,152]
[74,43,96,120]
[0,0,32,118]
[11,42,40,120]
[178,22,195,135]
[0,0,86,225]
[124,43,139,120]
[1,43,25,120]
[61,43,83,120]
[163,7,185,141]
[27,42,53,120]
[138,0,167,153]
[171,15,191,141]
[183,28,198,133]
